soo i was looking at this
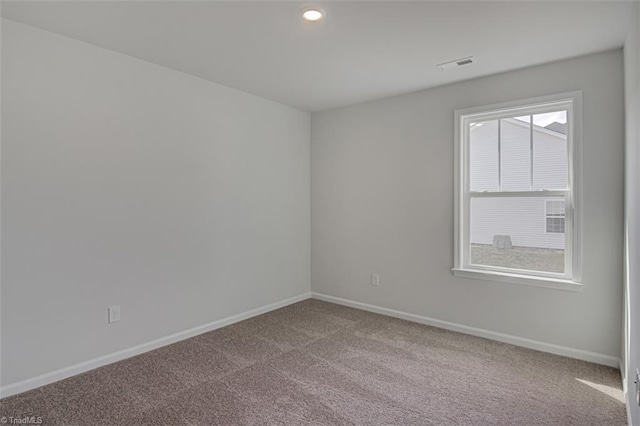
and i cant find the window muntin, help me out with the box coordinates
[454,92,582,287]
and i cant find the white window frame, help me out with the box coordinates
[452,91,583,292]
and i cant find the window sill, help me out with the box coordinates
[451,268,583,292]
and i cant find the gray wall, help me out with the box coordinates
[311,50,624,358]
[623,2,640,424]
[1,20,311,386]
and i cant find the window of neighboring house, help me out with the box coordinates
[453,92,582,291]
[546,200,565,234]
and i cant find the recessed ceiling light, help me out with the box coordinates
[302,8,325,22]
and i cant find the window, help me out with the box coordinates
[545,200,565,234]
[453,92,582,290]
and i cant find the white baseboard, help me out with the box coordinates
[311,292,621,368]
[623,377,632,426]
[3,291,621,400]
[621,359,629,425]
[1,292,311,399]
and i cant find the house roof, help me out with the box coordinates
[494,118,567,140]
[544,122,567,135]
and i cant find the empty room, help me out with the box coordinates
[1,1,639,425]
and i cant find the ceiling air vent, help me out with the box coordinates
[437,56,474,71]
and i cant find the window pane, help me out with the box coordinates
[469,120,499,191]
[546,217,565,233]
[533,110,568,190]
[545,199,566,233]
[470,196,565,273]
[500,117,531,191]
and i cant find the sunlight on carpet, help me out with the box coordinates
[575,378,625,403]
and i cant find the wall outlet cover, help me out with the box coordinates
[108,305,121,323]
[371,273,380,287]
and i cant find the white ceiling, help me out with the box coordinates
[2,1,636,112]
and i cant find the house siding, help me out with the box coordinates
[470,119,567,249]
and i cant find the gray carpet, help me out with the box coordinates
[0,299,627,425]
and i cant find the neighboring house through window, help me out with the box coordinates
[453,92,582,290]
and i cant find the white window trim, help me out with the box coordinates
[452,91,583,292]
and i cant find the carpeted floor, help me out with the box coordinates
[0,299,627,425]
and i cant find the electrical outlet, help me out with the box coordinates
[108,305,121,323]
[371,273,380,287]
